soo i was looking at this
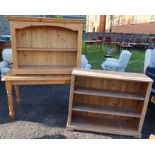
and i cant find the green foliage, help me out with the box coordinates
[44,15,63,18]
[54,15,63,18]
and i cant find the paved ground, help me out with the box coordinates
[0,81,155,139]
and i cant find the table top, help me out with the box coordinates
[85,39,102,43]
[72,68,153,83]
[111,41,120,45]
[120,44,133,48]
[111,41,149,47]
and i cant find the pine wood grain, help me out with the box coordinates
[7,16,85,75]
[67,68,152,138]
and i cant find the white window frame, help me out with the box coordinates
[95,15,98,22]
[113,17,117,26]
[151,15,155,22]
[119,16,123,25]
[133,15,139,24]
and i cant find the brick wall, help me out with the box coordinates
[105,15,155,35]
[112,22,155,34]
[0,16,10,35]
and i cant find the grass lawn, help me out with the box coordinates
[82,41,145,73]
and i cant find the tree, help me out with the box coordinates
[109,15,114,33]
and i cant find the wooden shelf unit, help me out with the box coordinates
[7,16,85,75]
[17,48,77,52]
[73,103,141,118]
[74,88,145,100]
[67,68,153,138]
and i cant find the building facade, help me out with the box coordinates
[86,15,106,32]
[86,15,155,34]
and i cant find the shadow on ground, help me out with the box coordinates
[0,81,69,127]
[36,134,67,139]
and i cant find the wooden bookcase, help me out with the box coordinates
[7,16,85,75]
[67,68,153,138]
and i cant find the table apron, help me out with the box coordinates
[10,80,71,85]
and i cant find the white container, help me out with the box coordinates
[1,67,10,75]
[81,55,88,68]
[85,64,92,69]
[144,49,155,72]
[2,48,13,63]
[0,61,8,69]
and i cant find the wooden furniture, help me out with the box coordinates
[0,40,11,52]
[67,68,153,138]
[104,36,111,46]
[85,40,102,52]
[120,44,133,52]
[2,71,71,119]
[85,40,97,51]
[7,16,85,75]
[0,40,11,57]
[149,134,155,139]
[111,41,120,53]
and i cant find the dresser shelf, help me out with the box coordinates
[8,16,85,75]
[17,48,77,52]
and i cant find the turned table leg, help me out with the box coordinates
[14,85,21,105]
[5,82,15,119]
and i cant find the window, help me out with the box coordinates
[113,16,117,26]
[133,15,139,24]
[151,15,155,22]
[119,16,123,25]
[95,15,98,22]
[107,17,111,28]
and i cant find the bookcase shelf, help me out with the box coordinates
[67,68,153,138]
[69,114,140,137]
[74,88,145,100]
[73,103,141,118]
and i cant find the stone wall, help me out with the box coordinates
[0,16,10,35]
[84,32,155,42]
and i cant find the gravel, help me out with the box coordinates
[0,81,155,139]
